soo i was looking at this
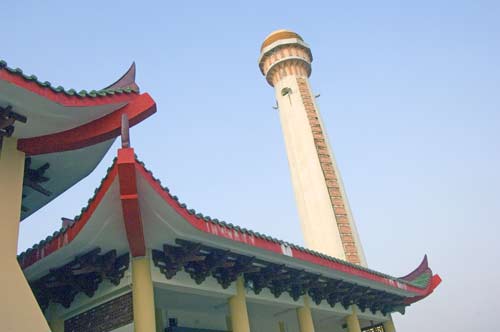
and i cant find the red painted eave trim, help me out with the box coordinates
[17,93,156,155]
[19,154,442,303]
[19,165,118,269]
[0,70,137,107]
[135,162,435,298]
[404,274,442,304]
[117,148,146,257]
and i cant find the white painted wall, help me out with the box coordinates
[152,267,236,298]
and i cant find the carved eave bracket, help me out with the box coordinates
[0,105,27,147]
[23,157,51,196]
[152,239,260,289]
[152,239,407,315]
[21,157,52,213]
[29,249,129,310]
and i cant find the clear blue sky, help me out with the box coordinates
[3,1,499,331]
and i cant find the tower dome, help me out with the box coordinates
[258,29,312,86]
[260,29,304,51]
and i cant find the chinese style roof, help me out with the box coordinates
[19,146,441,314]
[0,60,138,98]
[0,60,156,219]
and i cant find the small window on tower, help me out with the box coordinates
[281,87,292,96]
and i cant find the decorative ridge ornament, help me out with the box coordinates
[0,59,139,99]
[400,255,429,282]
[104,62,139,92]
[121,113,130,148]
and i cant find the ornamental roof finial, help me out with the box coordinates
[121,113,130,148]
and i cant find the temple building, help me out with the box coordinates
[1,30,440,332]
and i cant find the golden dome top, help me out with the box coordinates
[260,29,304,51]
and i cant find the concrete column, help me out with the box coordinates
[132,256,156,332]
[296,296,315,332]
[383,316,396,332]
[0,137,52,331]
[49,319,64,332]
[228,277,250,332]
[345,307,361,332]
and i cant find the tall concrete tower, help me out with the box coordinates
[259,30,367,266]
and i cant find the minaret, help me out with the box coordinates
[259,30,367,266]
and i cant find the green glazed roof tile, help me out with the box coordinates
[408,271,432,288]
[0,59,139,98]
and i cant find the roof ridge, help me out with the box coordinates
[134,155,431,290]
[19,153,432,291]
[0,60,139,98]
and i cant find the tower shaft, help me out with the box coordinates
[259,30,366,266]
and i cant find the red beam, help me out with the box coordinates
[18,93,156,155]
[117,147,146,257]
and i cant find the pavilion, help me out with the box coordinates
[2,30,440,332]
